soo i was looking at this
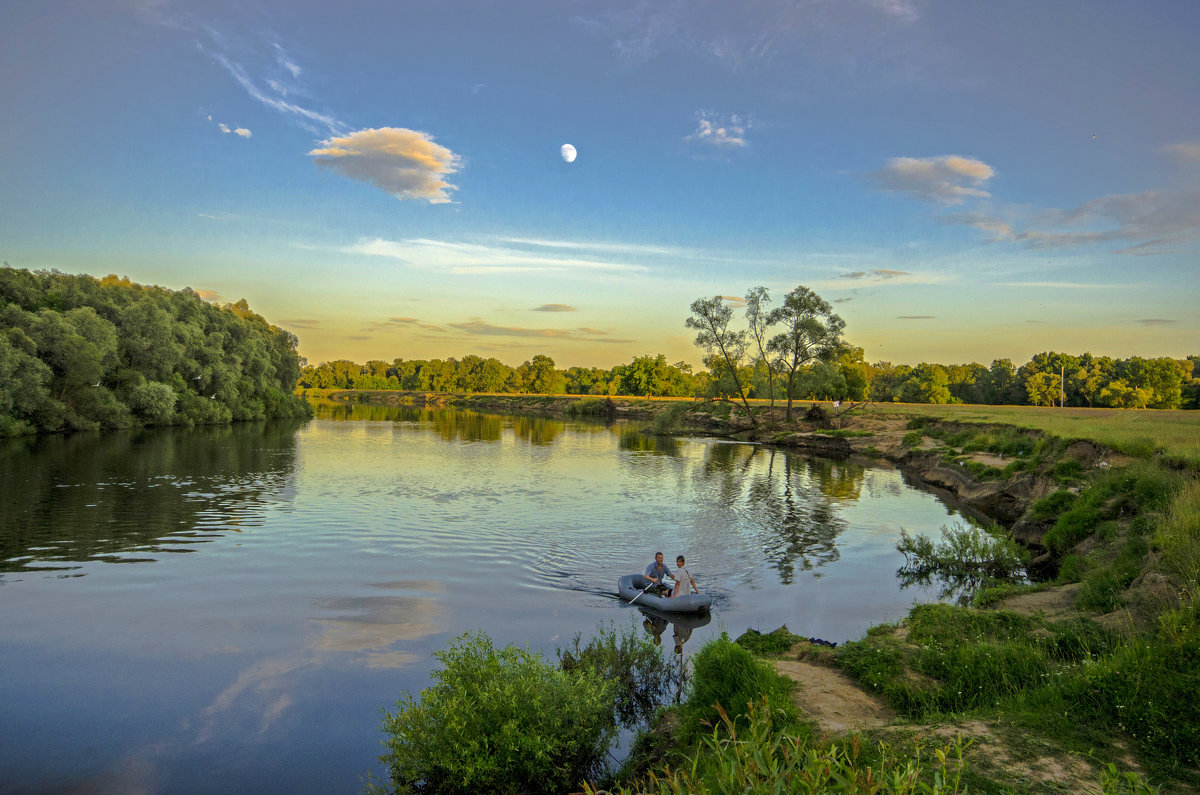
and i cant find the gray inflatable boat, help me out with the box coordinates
[618,574,712,614]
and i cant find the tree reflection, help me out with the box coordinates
[510,415,564,446]
[736,448,864,584]
[0,420,303,573]
[617,429,680,457]
[431,409,503,443]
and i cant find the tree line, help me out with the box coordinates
[0,267,311,436]
[303,284,1199,412]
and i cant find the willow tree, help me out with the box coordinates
[686,296,756,426]
[767,286,845,420]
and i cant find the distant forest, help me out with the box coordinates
[301,350,1200,410]
[0,268,311,436]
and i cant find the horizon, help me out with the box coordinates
[3,1,1198,370]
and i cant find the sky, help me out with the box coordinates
[2,0,1199,369]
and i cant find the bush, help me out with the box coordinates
[680,634,798,741]
[380,631,614,794]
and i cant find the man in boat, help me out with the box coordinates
[644,552,673,595]
[671,555,699,598]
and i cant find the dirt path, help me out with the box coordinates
[773,659,895,735]
[772,653,1126,791]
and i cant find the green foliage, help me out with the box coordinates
[1064,601,1200,779]
[0,268,310,434]
[592,700,973,795]
[1076,536,1150,612]
[1054,457,1084,482]
[903,430,925,447]
[733,626,805,657]
[1154,479,1200,588]
[679,633,798,741]
[1045,462,1183,555]
[647,402,690,435]
[839,604,1124,718]
[380,631,614,795]
[1033,489,1079,520]
[564,396,612,417]
[557,621,680,730]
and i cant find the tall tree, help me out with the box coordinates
[766,286,844,420]
[744,286,777,409]
[686,296,756,426]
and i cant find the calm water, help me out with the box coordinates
[0,402,975,793]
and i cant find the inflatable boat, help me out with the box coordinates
[618,574,712,614]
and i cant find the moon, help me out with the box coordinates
[560,143,577,163]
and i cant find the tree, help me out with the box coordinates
[766,286,844,420]
[686,296,756,426]
[744,286,777,409]
[1025,371,1060,407]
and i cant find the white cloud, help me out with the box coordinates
[868,155,995,205]
[343,237,648,275]
[685,111,749,148]
[310,128,462,204]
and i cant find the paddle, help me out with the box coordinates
[630,576,674,605]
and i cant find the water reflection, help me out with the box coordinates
[0,420,304,573]
[313,400,566,446]
[638,606,711,655]
[618,430,680,457]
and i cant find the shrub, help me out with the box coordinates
[680,634,797,741]
[380,631,614,794]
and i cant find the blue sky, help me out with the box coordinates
[2,0,1198,368]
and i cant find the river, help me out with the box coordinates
[0,401,976,793]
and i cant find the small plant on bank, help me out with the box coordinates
[677,633,800,744]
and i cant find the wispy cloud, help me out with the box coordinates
[843,269,909,280]
[720,295,747,305]
[996,281,1124,289]
[817,268,943,288]
[1162,140,1200,162]
[343,238,649,276]
[867,155,995,205]
[897,315,936,320]
[447,320,634,344]
[363,317,443,333]
[533,304,576,312]
[282,318,322,329]
[1138,318,1176,326]
[868,0,920,21]
[204,45,343,135]
[685,111,750,149]
[194,289,221,301]
[500,237,682,256]
[310,128,462,204]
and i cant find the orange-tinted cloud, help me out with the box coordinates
[310,128,462,203]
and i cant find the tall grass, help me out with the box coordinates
[1154,479,1200,593]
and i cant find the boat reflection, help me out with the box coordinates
[638,606,712,655]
